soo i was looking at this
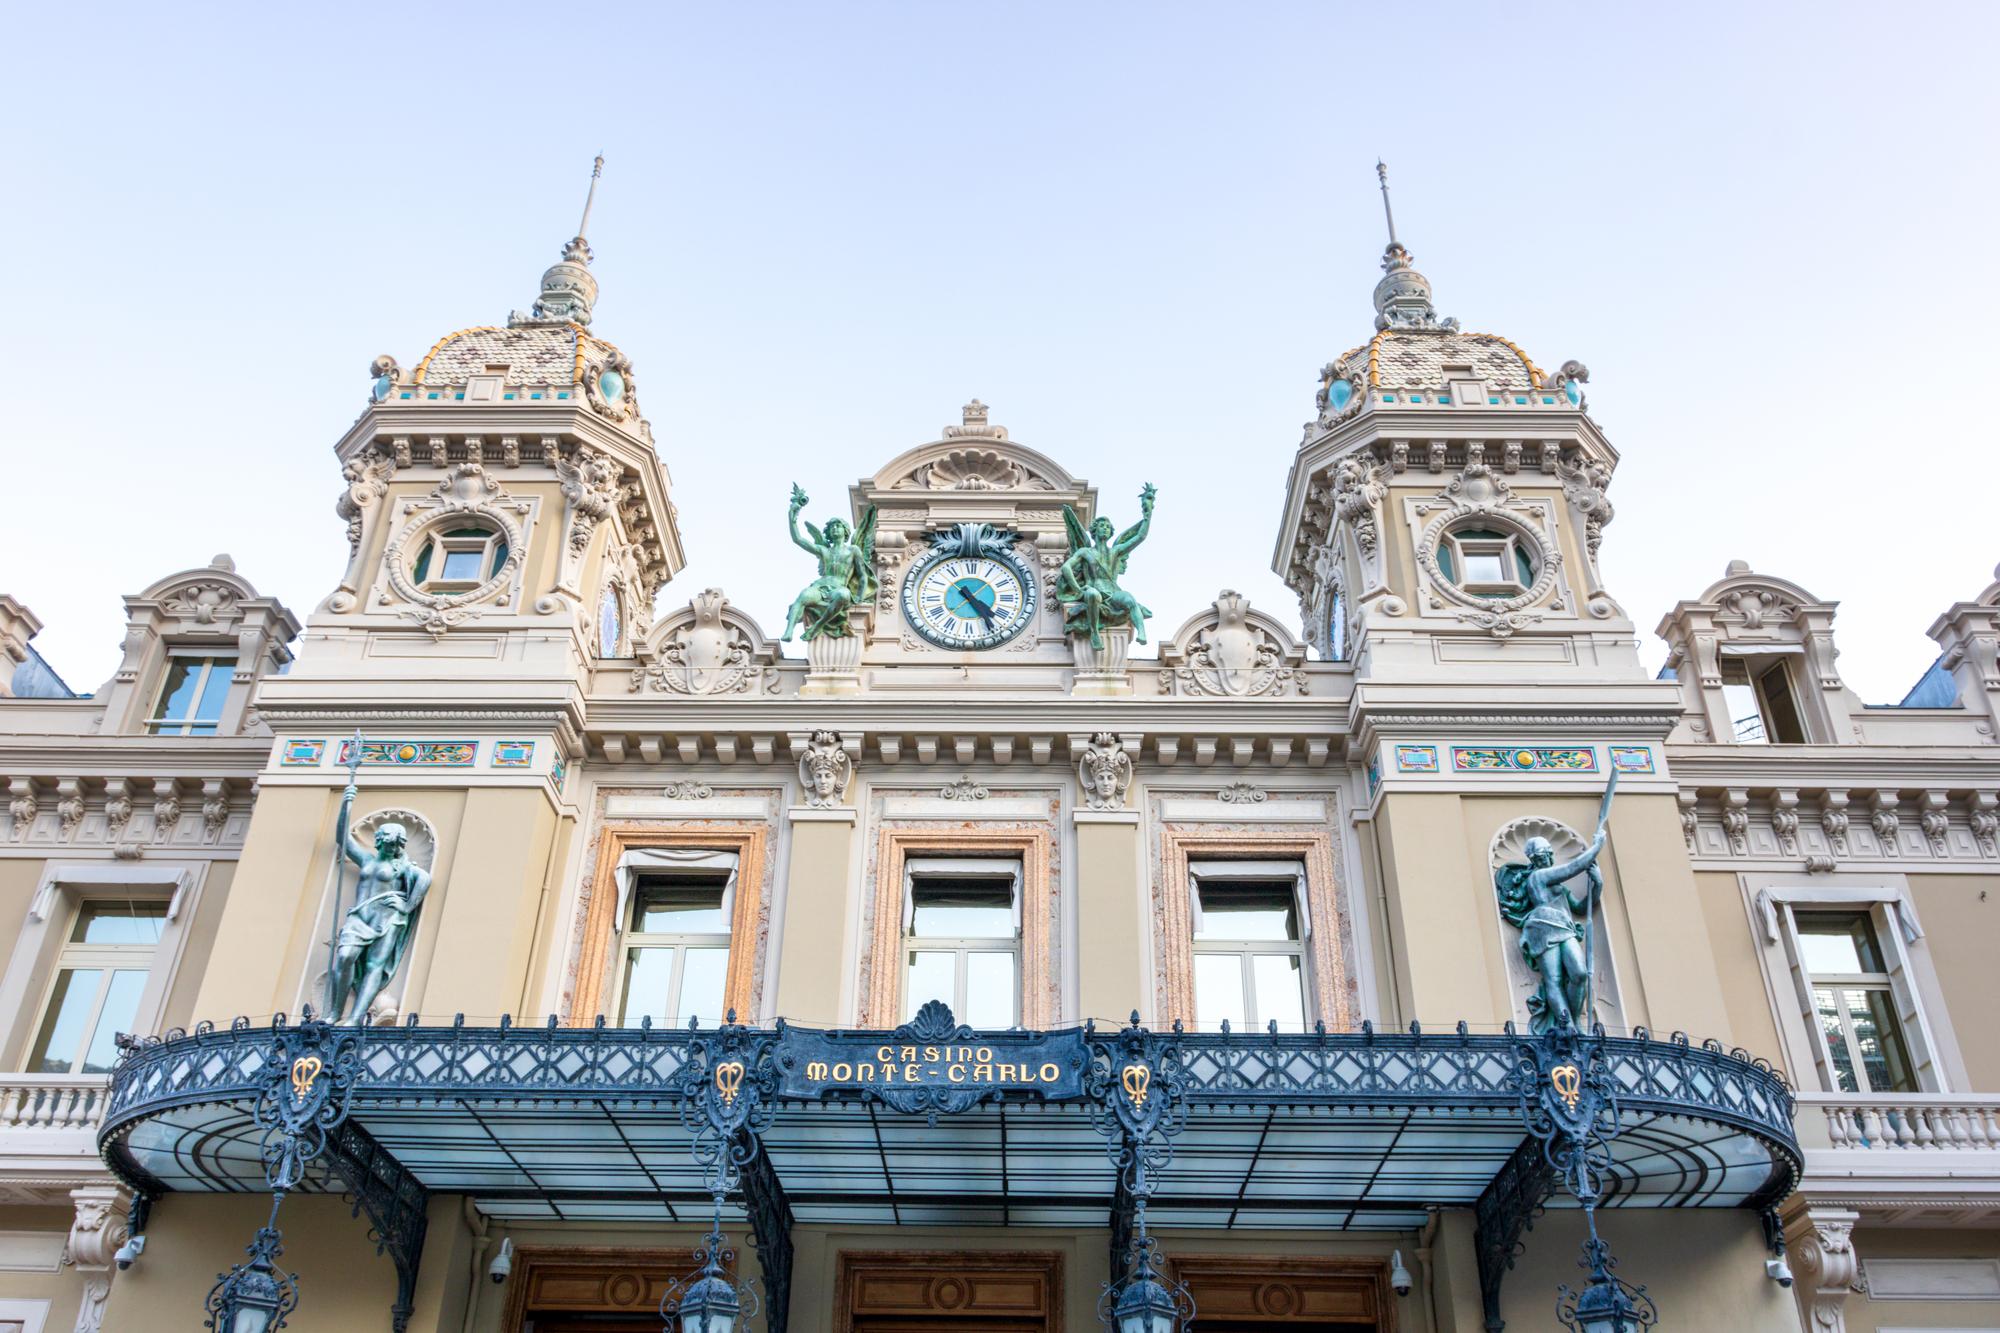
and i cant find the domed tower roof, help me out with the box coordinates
[1311,164,1579,416]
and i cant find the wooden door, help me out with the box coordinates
[837,1252,1063,1333]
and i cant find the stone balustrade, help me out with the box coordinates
[1799,1092,2000,1152]
[0,1075,110,1134]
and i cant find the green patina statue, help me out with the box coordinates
[1059,484,1156,649]
[1494,775,1618,1033]
[782,484,878,641]
[330,781,432,1026]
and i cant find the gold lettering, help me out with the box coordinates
[832,1063,852,1081]
[948,1064,967,1082]
[878,1046,894,1062]
[1039,1062,1060,1082]
[924,1045,940,1062]
[976,1046,992,1063]
[901,1045,917,1062]
[859,1063,878,1081]
[974,1064,993,1082]
[998,1063,1018,1081]
[904,1064,922,1082]
[807,1061,829,1080]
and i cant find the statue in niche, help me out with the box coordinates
[329,779,433,1025]
[782,484,878,641]
[1058,484,1156,648]
[1494,825,1609,1034]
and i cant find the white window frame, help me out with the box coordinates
[902,857,1022,1027]
[0,1297,50,1333]
[1747,876,1962,1093]
[0,865,202,1074]
[1441,526,1534,598]
[145,650,238,736]
[1188,860,1313,1032]
[1719,647,1808,744]
[610,849,739,1028]
[414,523,507,593]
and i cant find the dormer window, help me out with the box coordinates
[1436,526,1535,598]
[1720,655,1807,744]
[411,525,510,592]
[148,654,236,735]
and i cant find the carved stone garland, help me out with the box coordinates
[1412,461,1562,638]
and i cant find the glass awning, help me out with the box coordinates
[101,1015,1799,1232]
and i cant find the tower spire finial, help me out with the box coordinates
[563,155,604,266]
[1376,159,1399,250]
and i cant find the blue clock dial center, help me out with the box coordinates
[900,542,1038,650]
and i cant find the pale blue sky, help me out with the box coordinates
[4,3,1996,702]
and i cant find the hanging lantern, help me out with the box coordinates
[204,1225,299,1333]
[663,1211,758,1333]
[1556,1237,1657,1333]
[1101,1223,1193,1333]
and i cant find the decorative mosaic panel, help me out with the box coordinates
[1393,744,1439,773]
[1366,757,1381,796]
[1608,746,1655,774]
[279,739,325,766]
[492,740,535,767]
[551,756,568,790]
[1450,746,1598,773]
[336,739,478,767]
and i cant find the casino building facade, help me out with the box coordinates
[2,182,1998,1333]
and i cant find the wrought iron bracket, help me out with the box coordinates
[740,1130,793,1333]
[1473,1136,1557,1333]
[327,1120,430,1333]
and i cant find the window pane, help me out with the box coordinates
[1463,552,1508,584]
[80,970,148,1074]
[1722,682,1767,743]
[964,952,1016,1028]
[631,882,729,934]
[440,549,485,581]
[1252,954,1308,1032]
[1193,953,1247,1032]
[490,541,511,579]
[1795,911,1884,974]
[905,951,955,1019]
[1813,986,1860,1093]
[28,969,103,1073]
[412,540,434,584]
[1435,544,1455,582]
[1195,885,1297,941]
[911,882,1013,939]
[1848,987,1916,1093]
[676,948,730,1027]
[619,948,675,1024]
[72,900,169,945]
[1513,544,1536,585]
[154,659,202,721]
[192,659,236,723]
[1758,662,1807,744]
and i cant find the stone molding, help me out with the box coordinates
[1678,783,2000,865]
[1785,1205,1860,1333]
[1156,591,1308,697]
[3,775,250,849]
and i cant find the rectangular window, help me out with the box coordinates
[903,858,1020,1029]
[1720,656,1807,743]
[616,873,732,1028]
[1795,909,1917,1093]
[1190,862,1311,1033]
[26,899,168,1074]
[147,656,237,736]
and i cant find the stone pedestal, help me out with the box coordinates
[1069,626,1134,696]
[801,606,872,695]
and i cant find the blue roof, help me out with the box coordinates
[7,645,74,699]
[1899,655,1961,708]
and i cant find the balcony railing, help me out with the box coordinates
[0,1075,111,1134]
[1798,1092,2000,1152]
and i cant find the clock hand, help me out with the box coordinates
[956,582,997,627]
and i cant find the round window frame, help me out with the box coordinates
[598,580,626,657]
[1415,510,1560,615]
[385,511,526,613]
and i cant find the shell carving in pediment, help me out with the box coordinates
[161,583,242,625]
[914,448,1035,492]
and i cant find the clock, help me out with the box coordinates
[900,530,1039,650]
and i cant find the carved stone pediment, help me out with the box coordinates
[1157,591,1308,697]
[631,588,783,695]
[871,405,1078,497]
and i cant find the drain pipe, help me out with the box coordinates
[1415,1208,1442,1332]
[461,1198,493,1333]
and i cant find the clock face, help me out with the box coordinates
[901,549,1039,650]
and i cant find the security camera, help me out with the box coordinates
[113,1235,145,1271]
[1765,1256,1794,1288]
[1389,1249,1413,1298]
[489,1236,514,1285]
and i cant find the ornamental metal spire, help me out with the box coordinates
[1368,161,1457,333]
[513,155,605,327]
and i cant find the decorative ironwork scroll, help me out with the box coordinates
[326,1121,430,1333]
[675,1016,779,1198]
[253,1010,362,1193]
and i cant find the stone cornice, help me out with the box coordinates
[0,735,269,778]
[1666,743,2000,790]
